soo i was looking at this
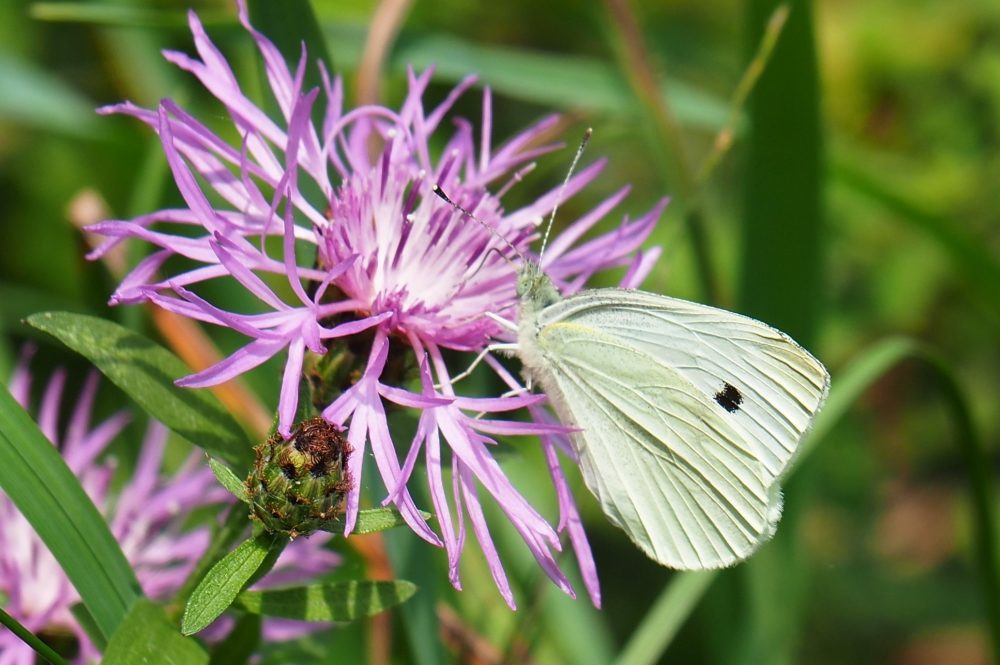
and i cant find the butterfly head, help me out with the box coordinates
[516,261,561,311]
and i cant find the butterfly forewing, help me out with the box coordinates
[525,318,777,568]
[535,289,830,482]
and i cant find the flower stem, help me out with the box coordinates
[0,606,71,665]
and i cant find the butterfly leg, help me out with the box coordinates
[485,311,517,332]
[434,343,520,390]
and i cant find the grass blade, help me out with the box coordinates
[0,605,71,665]
[612,572,716,665]
[0,387,140,639]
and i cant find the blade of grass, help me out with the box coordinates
[612,572,716,665]
[735,2,824,658]
[739,0,823,341]
[30,3,230,28]
[0,387,141,639]
[0,606,71,665]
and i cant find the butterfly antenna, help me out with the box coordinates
[538,127,592,264]
[432,185,523,265]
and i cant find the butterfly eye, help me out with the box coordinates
[713,382,744,413]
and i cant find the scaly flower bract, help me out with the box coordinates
[88,0,667,608]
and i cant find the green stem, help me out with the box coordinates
[695,5,790,187]
[912,344,1000,663]
[612,572,716,665]
[0,606,71,665]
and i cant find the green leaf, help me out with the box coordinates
[321,507,430,535]
[234,580,417,622]
[735,4,824,662]
[25,312,252,470]
[30,2,229,29]
[103,599,208,665]
[173,503,252,610]
[182,534,285,635]
[0,387,140,640]
[70,603,106,651]
[209,457,250,504]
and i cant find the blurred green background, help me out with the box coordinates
[1,0,998,664]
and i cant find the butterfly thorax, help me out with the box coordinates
[515,262,564,392]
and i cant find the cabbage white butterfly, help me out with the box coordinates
[513,262,829,568]
[434,133,830,569]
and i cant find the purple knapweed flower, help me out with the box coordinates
[88,0,666,608]
[0,349,338,664]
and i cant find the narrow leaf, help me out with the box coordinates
[612,572,716,665]
[234,581,417,622]
[172,503,252,610]
[182,534,284,635]
[26,312,252,469]
[0,605,71,665]
[0,387,140,639]
[103,599,208,665]
[209,457,249,504]
[322,507,430,535]
[70,603,106,651]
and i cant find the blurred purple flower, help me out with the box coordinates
[0,348,337,664]
[88,1,666,608]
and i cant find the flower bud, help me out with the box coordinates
[247,417,352,537]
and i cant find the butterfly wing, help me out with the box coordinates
[521,312,774,568]
[538,289,830,483]
[519,288,829,569]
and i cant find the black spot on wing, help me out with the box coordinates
[714,382,743,413]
